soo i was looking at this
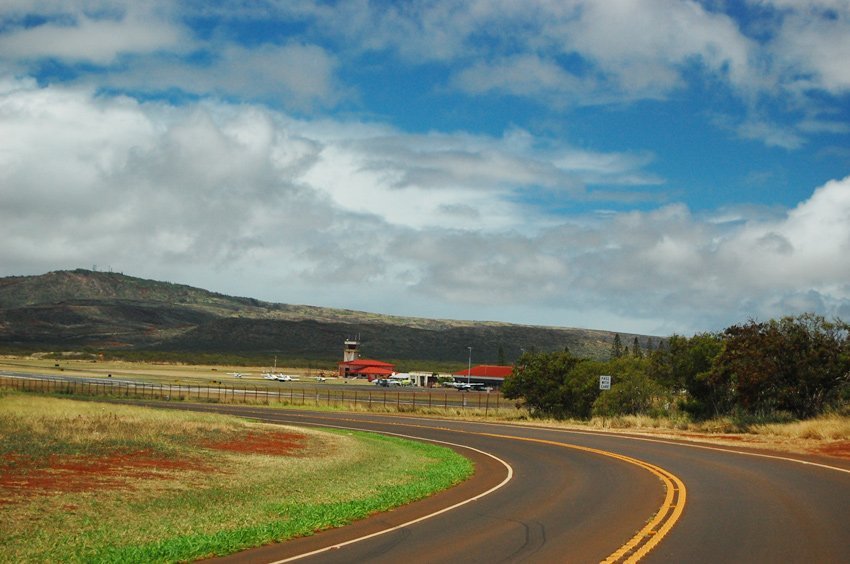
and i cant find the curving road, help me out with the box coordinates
[147,404,850,564]
[8,372,848,561]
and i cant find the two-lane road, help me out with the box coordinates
[157,404,850,563]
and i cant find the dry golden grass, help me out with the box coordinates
[439,410,850,457]
[0,393,258,458]
[750,414,850,441]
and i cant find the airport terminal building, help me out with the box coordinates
[452,365,513,388]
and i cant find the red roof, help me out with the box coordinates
[339,358,397,378]
[340,358,395,368]
[356,366,395,376]
[453,365,513,379]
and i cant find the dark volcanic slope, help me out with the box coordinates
[0,300,219,348]
[0,270,644,361]
[0,269,261,313]
[164,317,616,361]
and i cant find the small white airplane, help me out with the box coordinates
[263,373,300,382]
[262,356,300,382]
[227,372,246,379]
[276,374,300,382]
[445,381,485,391]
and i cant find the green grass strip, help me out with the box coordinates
[80,432,472,563]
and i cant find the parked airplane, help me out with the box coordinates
[261,356,300,382]
[263,373,300,382]
[375,375,412,386]
[444,381,486,391]
[227,372,246,378]
[277,374,300,382]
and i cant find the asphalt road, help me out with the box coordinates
[151,404,850,564]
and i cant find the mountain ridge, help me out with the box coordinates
[0,270,650,362]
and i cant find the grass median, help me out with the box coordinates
[0,393,473,563]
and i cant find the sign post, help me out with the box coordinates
[599,375,612,427]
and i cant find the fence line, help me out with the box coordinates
[0,374,516,416]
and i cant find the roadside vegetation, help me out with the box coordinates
[0,393,473,563]
[504,314,850,431]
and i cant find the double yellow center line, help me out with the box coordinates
[232,408,687,562]
[473,431,686,563]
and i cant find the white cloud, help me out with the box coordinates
[305,0,760,100]
[735,118,807,149]
[0,4,338,111]
[727,175,850,288]
[0,9,189,64]
[759,0,850,94]
[1,78,849,335]
[555,0,757,96]
[98,43,342,112]
[4,0,848,155]
[451,54,595,104]
[572,177,850,328]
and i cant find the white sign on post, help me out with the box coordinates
[599,375,612,390]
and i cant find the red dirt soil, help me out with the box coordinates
[201,430,307,455]
[812,440,850,458]
[0,429,309,503]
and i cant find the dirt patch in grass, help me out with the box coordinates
[1,429,312,505]
[0,450,210,501]
[201,429,307,456]
[567,425,850,461]
[812,440,850,458]
[678,432,747,442]
[669,431,850,460]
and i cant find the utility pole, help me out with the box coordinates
[467,346,472,385]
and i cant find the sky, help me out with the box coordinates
[1,1,850,337]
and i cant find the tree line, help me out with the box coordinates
[502,314,850,422]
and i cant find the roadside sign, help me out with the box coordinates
[599,375,612,390]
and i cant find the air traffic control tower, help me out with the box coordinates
[343,338,360,362]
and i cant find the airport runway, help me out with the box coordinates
[159,404,850,563]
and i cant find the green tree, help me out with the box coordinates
[610,333,624,359]
[631,337,642,358]
[504,350,594,418]
[648,333,725,419]
[776,314,850,417]
[711,314,850,418]
[592,357,663,416]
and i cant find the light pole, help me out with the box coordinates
[467,346,472,385]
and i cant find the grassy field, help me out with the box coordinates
[0,393,473,563]
[0,355,338,386]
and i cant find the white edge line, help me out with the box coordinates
[275,412,850,476]
[234,408,850,476]
[543,427,850,475]
[240,419,514,564]
[342,411,850,476]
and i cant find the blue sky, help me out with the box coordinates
[1,1,849,336]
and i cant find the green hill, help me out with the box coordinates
[0,269,652,364]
